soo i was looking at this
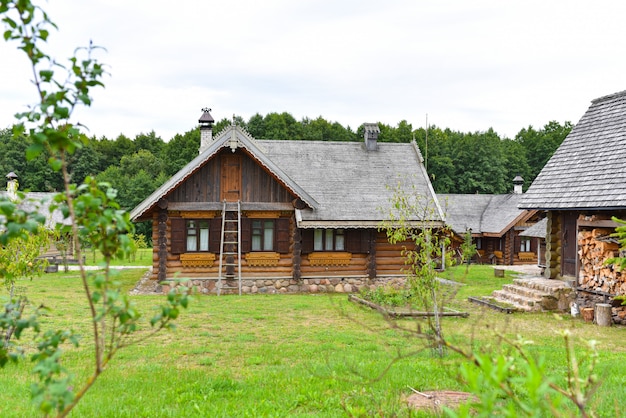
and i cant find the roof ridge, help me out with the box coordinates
[591,89,626,104]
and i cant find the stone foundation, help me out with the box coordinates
[161,276,408,295]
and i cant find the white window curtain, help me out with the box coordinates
[314,229,323,251]
[199,224,209,251]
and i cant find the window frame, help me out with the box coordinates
[313,228,345,251]
[185,219,210,252]
[251,219,275,251]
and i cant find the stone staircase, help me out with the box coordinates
[491,277,574,312]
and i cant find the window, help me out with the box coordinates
[186,220,209,252]
[475,238,482,250]
[313,229,345,251]
[252,220,275,251]
[520,237,531,252]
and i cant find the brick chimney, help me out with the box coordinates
[6,171,18,201]
[199,107,215,154]
[513,175,524,194]
[363,123,380,151]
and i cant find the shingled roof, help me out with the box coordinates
[131,124,444,228]
[520,90,626,210]
[0,191,69,228]
[439,193,533,237]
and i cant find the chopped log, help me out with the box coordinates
[581,307,594,322]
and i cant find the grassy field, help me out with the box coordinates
[82,248,153,267]
[1,266,624,417]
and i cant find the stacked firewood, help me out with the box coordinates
[578,228,624,294]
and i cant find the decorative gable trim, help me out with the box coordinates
[130,124,318,221]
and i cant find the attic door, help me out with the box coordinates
[221,154,241,201]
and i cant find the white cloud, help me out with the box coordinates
[2,0,626,141]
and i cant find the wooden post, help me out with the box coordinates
[595,303,613,327]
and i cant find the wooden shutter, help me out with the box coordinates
[209,218,222,253]
[346,229,370,253]
[170,218,186,254]
[240,217,251,253]
[276,218,290,253]
[361,229,373,253]
[301,228,314,254]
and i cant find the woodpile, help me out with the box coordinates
[577,228,624,294]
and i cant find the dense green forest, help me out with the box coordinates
[0,112,572,225]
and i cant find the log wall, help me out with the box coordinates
[545,211,562,279]
[374,231,415,276]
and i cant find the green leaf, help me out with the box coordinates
[25,142,44,160]
[48,156,63,171]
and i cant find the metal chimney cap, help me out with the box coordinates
[513,175,524,184]
[6,171,18,180]
[199,107,215,125]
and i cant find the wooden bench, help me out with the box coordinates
[518,252,535,262]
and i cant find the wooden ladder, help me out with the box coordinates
[217,200,242,296]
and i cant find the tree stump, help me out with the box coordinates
[595,303,613,327]
[494,268,504,278]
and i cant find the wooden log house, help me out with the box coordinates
[520,90,626,295]
[130,110,445,294]
[439,178,541,266]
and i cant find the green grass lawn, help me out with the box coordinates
[82,248,153,267]
[1,265,624,417]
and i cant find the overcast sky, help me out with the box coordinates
[1,0,625,141]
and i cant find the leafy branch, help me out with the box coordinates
[0,1,191,416]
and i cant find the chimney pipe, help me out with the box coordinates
[363,123,380,151]
[513,175,524,194]
[6,171,18,201]
[199,107,215,154]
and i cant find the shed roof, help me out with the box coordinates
[130,124,444,228]
[520,90,626,210]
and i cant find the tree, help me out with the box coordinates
[246,113,266,138]
[162,128,200,176]
[69,144,101,184]
[379,177,451,356]
[515,121,572,183]
[133,130,164,156]
[120,149,164,179]
[0,2,190,416]
[459,229,477,273]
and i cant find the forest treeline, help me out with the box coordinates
[0,112,572,213]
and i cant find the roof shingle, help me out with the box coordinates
[520,90,626,210]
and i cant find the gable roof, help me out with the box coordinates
[130,125,319,221]
[439,193,533,237]
[130,124,444,228]
[520,217,547,238]
[259,139,443,228]
[520,90,626,210]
